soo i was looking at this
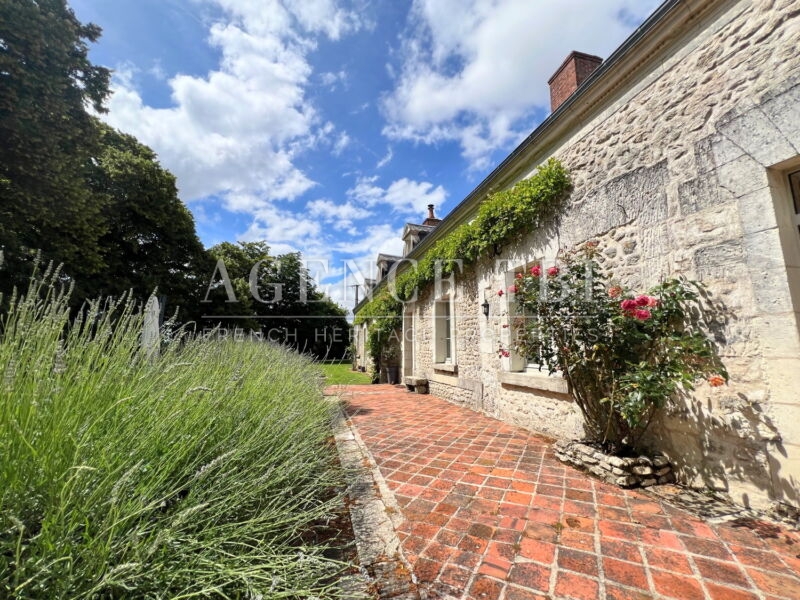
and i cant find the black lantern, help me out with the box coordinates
[481,300,490,319]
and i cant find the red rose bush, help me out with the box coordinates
[512,244,727,453]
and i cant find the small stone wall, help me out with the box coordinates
[555,440,675,489]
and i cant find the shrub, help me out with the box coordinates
[512,244,727,453]
[0,263,353,598]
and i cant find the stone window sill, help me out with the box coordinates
[433,363,458,374]
[499,370,568,394]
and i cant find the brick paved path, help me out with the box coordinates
[336,384,800,600]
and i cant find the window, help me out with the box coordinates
[504,260,546,373]
[434,296,454,364]
[790,170,800,237]
[499,258,568,394]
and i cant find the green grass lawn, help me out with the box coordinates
[320,362,372,385]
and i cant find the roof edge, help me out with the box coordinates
[354,0,730,314]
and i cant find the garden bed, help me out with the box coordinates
[554,440,675,489]
[0,270,361,599]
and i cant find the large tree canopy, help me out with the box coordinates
[83,122,214,321]
[0,0,111,287]
[204,242,351,359]
[0,1,348,348]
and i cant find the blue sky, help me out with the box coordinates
[70,0,661,312]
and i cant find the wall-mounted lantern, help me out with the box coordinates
[482,299,490,319]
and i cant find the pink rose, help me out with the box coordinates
[635,295,650,307]
[620,299,638,312]
[530,265,541,277]
[547,266,560,277]
[608,286,623,298]
[508,285,518,294]
[634,309,652,320]
[646,296,660,308]
[515,272,524,280]
[497,289,504,296]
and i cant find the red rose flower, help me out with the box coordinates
[634,309,652,320]
[620,299,638,311]
[515,272,524,280]
[646,296,660,308]
[547,266,560,277]
[508,285,518,294]
[635,295,650,307]
[708,375,725,387]
[530,265,541,277]
[497,289,504,296]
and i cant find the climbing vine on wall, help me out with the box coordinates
[356,158,572,369]
[393,158,572,301]
[354,290,403,377]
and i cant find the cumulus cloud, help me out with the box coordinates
[101,0,366,203]
[382,0,661,170]
[238,200,325,256]
[307,198,372,230]
[347,176,447,217]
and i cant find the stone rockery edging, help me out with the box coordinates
[554,440,675,489]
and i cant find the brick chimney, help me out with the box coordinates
[423,204,441,226]
[548,51,603,112]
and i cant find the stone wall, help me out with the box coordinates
[405,0,800,510]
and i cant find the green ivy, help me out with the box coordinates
[354,290,403,377]
[356,158,572,369]
[393,158,571,301]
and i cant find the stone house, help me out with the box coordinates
[354,0,800,511]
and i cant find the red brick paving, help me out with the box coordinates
[335,385,800,600]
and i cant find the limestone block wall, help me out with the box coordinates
[406,0,800,510]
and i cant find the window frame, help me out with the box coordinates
[504,261,545,373]
[498,257,569,394]
[434,293,455,366]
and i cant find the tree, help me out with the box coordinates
[0,0,111,293]
[204,242,351,359]
[83,122,213,322]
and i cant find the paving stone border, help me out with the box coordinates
[554,439,675,488]
[329,396,422,600]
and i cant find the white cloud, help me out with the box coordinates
[335,223,404,256]
[376,146,393,168]
[382,0,662,169]
[148,59,167,81]
[332,131,350,156]
[307,198,372,229]
[347,176,447,217]
[319,69,348,89]
[238,200,325,256]
[101,0,366,204]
